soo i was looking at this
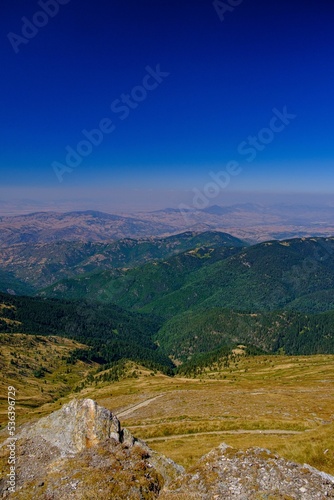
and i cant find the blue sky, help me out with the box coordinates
[1,0,334,211]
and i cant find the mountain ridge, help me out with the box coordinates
[40,236,334,316]
[2,205,334,245]
[0,231,245,290]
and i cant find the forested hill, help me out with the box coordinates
[0,269,35,296]
[0,292,173,373]
[1,289,334,372]
[0,230,246,290]
[42,236,334,316]
[156,308,334,363]
[40,245,242,306]
[2,235,334,370]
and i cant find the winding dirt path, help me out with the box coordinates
[116,394,305,442]
[116,394,165,418]
[143,429,304,442]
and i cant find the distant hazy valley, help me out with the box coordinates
[1,203,334,247]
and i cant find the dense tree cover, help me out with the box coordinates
[0,292,173,373]
[0,270,34,295]
[156,308,334,361]
[41,237,334,319]
[286,290,334,313]
[40,246,242,307]
[0,230,245,290]
[2,235,334,373]
[1,289,334,372]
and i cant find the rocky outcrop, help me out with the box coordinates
[160,443,334,499]
[0,399,183,499]
[17,398,127,454]
[1,399,333,499]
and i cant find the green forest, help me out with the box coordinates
[1,234,334,374]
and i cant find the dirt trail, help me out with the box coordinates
[116,394,165,418]
[116,395,305,441]
[143,429,304,442]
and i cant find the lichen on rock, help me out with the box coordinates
[160,443,334,500]
[18,398,122,455]
[0,398,182,499]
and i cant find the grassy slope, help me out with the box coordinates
[1,344,333,474]
[73,353,334,475]
[0,333,96,428]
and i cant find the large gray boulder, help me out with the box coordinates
[0,398,182,499]
[16,398,123,455]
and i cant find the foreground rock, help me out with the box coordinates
[1,399,333,499]
[0,399,183,499]
[160,443,334,500]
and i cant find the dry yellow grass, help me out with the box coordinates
[0,333,97,429]
[80,354,334,474]
[1,345,333,475]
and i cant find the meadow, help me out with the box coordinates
[99,353,334,474]
[1,337,333,474]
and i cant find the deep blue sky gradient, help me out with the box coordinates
[1,0,334,209]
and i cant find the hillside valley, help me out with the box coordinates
[1,217,334,497]
[1,231,334,365]
[40,236,334,315]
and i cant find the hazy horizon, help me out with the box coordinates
[1,189,334,217]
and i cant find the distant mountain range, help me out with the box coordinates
[0,210,175,247]
[1,204,334,247]
[138,203,334,241]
